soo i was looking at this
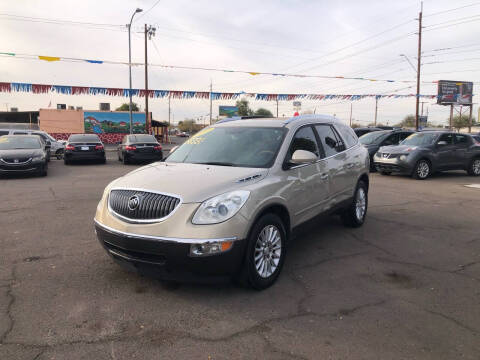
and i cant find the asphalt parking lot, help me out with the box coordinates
[1,156,479,360]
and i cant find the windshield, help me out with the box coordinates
[359,131,388,145]
[0,136,41,150]
[130,135,156,143]
[69,134,100,142]
[401,133,437,146]
[166,126,286,168]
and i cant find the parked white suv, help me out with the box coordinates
[94,115,370,289]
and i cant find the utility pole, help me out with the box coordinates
[415,2,423,131]
[374,97,378,126]
[209,80,213,125]
[168,94,171,126]
[468,105,473,133]
[144,24,156,134]
[349,103,353,127]
[128,8,143,134]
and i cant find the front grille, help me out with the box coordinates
[108,189,181,222]
[1,157,32,164]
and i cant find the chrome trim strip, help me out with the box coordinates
[94,218,238,244]
[0,157,33,165]
[107,187,183,224]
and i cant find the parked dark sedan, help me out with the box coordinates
[117,134,163,164]
[374,131,480,179]
[0,135,48,176]
[359,129,414,171]
[353,127,383,137]
[64,134,106,165]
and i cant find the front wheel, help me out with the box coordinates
[412,159,430,180]
[341,181,368,228]
[467,158,480,176]
[238,213,287,290]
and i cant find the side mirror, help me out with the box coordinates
[437,141,448,146]
[290,150,317,164]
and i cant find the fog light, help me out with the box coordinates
[189,241,233,257]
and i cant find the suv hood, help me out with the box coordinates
[110,162,268,203]
[378,144,423,154]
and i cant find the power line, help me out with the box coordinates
[423,17,480,32]
[423,2,480,17]
[0,13,124,29]
[423,14,480,28]
[135,0,162,22]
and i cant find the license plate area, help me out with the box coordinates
[81,146,89,151]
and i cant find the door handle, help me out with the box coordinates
[320,173,329,180]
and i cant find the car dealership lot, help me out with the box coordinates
[1,157,479,359]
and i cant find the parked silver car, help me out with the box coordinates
[94,115,370,289]
[0,128,65,159]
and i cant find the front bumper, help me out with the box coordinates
[95,220,246,283]
[0,161,44,173]
[374,155,413,174]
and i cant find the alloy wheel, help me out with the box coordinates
[417,161,430,179]
[355,187,367,221]
[473,159,480,175]
[254,225,282,278]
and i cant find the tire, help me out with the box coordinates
[64,158,70,165]
[122,156,129,165]
[380,171,391,176]
[412,159,431,180]
[38,164,47,177]
[237,213,287,290]
[100,158,106,164]
[341,180,368,228]
[467,157,480,176]
[56,149,64,160]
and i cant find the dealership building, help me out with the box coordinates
[38,108,168,143]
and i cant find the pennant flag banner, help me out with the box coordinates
[0,81,440,101]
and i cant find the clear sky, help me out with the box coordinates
[1,0,479,126]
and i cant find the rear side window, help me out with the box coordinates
[315,125,345,158]
[399,132,412,142]
[286,126,319,161]
[13,132,28,135]
[437,133,454,145]
[455,134,469,145]
[335,124,357,148]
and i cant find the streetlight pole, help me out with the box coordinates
[128,8,143,134]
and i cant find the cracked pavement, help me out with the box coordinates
[1,156,479,359]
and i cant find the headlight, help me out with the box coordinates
[192,190,250,225]
[32,155,45,161]
[399,154,409,161]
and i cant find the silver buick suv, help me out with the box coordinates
[94,115,370,289]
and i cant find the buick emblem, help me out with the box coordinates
[14,159,19,163]
[383,153,388,158]
[127,195,140,210]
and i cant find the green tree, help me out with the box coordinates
[236,99,254,116]
[178,120,204,133]
[116,102,139,111]
[254,108,273,117]
[451,114,476,131]
[396,114,415,128]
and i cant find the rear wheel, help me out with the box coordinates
[238,213,286,290]
[412,159,430,180]
[467,158,480,176]
[64,158,70,165]
[122,156,129,165]
[55,149,63,160]
[341,181,368,228]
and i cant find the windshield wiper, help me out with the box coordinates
[197,161,235,167]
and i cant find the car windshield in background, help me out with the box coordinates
[69,134,100,142]
[0,136,41,150]
[167,127,286,168]
[401,133,437,146]
[359,131,388,145]
[130,135,156,142]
